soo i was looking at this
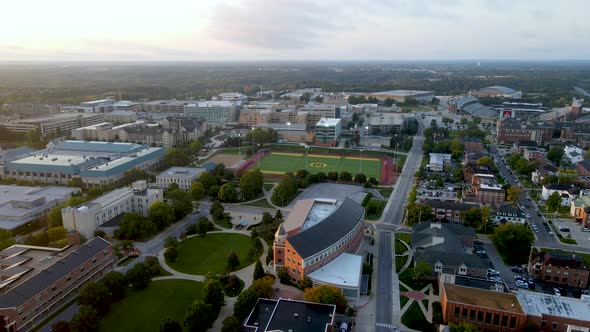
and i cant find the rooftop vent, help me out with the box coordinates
[294,313,299,319]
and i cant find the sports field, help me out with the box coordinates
[255,152,382,180]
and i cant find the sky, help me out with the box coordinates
[1,0,589,61]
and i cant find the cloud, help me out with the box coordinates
[209,0,341,49]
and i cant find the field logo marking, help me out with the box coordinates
[309,162,328,168]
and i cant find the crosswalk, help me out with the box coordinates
[376,322,399,330]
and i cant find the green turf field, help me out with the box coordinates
[255,152,382,180]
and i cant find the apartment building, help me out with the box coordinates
[156,167,206,190]
[314,118,341,147]
[465,174,505,205]
[422,199,476,223]
[184,101,239,126]
[528,251,589,289]
[106,110,137,123]
[0,237,115,332]
[62,181,162,238]
[140,100,193,113]
[3,113,107,137]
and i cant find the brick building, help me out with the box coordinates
[528,251,590,289]
[462,162,492,183]
[422,199,477,223]
[496,119,554,145]
[0,237,114,331]
[464,174,505,206]
[273,198,365,282]
[516,290,590,331]
[462,137,485,153]
[577,160,590,177]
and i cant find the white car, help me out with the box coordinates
[548,231,554,236]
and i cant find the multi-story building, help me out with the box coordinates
[156,167,206,191]
[516,290,590,331]
[577,160,590,177]
[469,86,522,99]
[0,185,79,231]
[3,113,107,137]
[541,184,579,206]
[314,118,341,147]
[413,223,487,278]
[140,100,193,113]
[570,196,590,227]
[253,123,313,143]
[119,127,176,147]
[273,198,365,300]
[422,200,476,223]
[367,113,406,135]
[243,298,336,332]
[464,174,505,205]
[462,137,485,153]
[427,153,452,171]
[184,101,239,127]
[440,282,528,331]
[496,119,554,145]
[79,99,115,113]
[218,92,247,103]
[0,237,115,332]
[564,145,584,164]
[106,110,137,124]
[70,121,143,141]
[360,90,434,103]
[492,204,526,225]
[528,251,589,289]
[62,181,162,239]
[2,103,61,116]
[462,162,492,183]
[161,116,207,144]
[113,101,141,112]
[522,146,545,162]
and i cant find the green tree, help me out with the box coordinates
[51,320,70,332]
[125,262,153,290]
[462,207,482,227]
[197,217,212,236]
[47,226,67,242]
[271,172,299,206]
[450,322,482,332]
[163,147,191,168]
[48,204,65,228]
[239,169,264,200]
[277,266,290,284]
[114,213,157,241]
[166,189,194,220]
[327,171,339,181]
[492,223,534,264]
[233,289,259,321]
[183,300,215,332]
[221,316,241,332]
[159,317,182,332]
[542,175,559,185]
[250,276,274,298]
[547,191,562,212]
[149,201,176,230]
[414,259,433,280]
[339,171,352,182]
[506,185,523,204]
[354,173,367,184]
[164,235,178,248]
[477,156,493,168]
[101,271,127,302]
[253,260,265,280]
[299,277,313,290]
[69,305,98,332]
[202,279,225,312]
[303,285,348,313]
[199,172,219,191]
[78,282,110,316]
[226,251,240,271]
[191,181,206,201]
[406,204,433,226]
[165,246,178,262]
[218,183,238,203]
[547,146,565,166]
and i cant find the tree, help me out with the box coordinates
[450,322,481,332]
[477,156,493,168]
[430,119,438,128]
[159,317,182,332]
[271,172,299,206]
[199,172,219,191]
[202,279,225,312]
[183,300,215,332]
[101,271,127,302]
[191,181,206,201]
[218,183,238,203]
[299,277,313,290]
[277,266,290,284]
[221,316,241,332]
[0,230,15,251]
[78,282,110,316]
[493,223,534,265]
[210,199,225,220]
[167,182,180,192]
[239,169,264,200]
[115,213,157,241]
[547,146,565,166]
[253,260,265,280]
[126,262,153,290]
[479,205,492,234]
[48,204,65,227]
[506,185,523,204]
[250,276,274,298]
[163,148,191,168]
[197,217,212,236]
[47,226,67,242]
[165,235,178,248]
[51,320,70,332]
[462,207,482,227]
[274,209,284,222]
[166,189,194,220]
[303,285,348,313]
[149,201,176,230]
[547,191,562,212]
[165,246,178,262]
[542,175,559,185]
[69,305,98,332]
[327,171,339,181]
[406,204,433,226]
[354,173,367,184]
[233,289,259,321]
[339,171,352,182]
[226,251,240,271]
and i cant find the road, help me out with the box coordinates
[375,120,424,332]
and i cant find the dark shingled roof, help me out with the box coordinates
[287,197,364,259]
[0,237,111,309]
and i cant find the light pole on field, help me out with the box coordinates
[257,143,261,169]
[305,145,309,171]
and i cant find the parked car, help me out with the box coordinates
[511,266,523,273]
[554,288,561,296]
[549,231,555,236]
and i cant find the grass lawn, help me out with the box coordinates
[399,268,429,291]
[401,301,436,332]
[377,186,393,198]
[168,233,258,275]
[395,232,412,244]
[395,239,409,255]
[213,216,233,229]
[399,284,409,292]
[98,279,203,332]
[396,255,409,273]
[256,152,382,180]
[366,199,387,220]
[400,295,410,309]
[263,183,275,191]
[241,197,274,209]
[422,299,429,308]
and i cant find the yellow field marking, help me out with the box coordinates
[346,157,380,161]
[260,170,285,175]
[271,152,303,157]
[308,154,340,159]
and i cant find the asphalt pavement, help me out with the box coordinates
[376,231,394,332]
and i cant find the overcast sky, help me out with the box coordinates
[1,0,588,61]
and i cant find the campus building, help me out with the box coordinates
[469,86,522,99]
[243,298,336,332]
[464,174,505,206]
[106,110,137,123]
[0,185,80,231]
[314,118,341,147]
[516,290,590,331]
[156,167,206,191]
[360,90,435,103]
[184,101,239,126]
[528,251,590,289]
[273,198,365,300]
[62,181,163,239]
[140,100,193,113]
[492,204,527,225]
[2,113,107,137]
[0,237,115,332]
[367,113,407,135]
[422,200,477,223]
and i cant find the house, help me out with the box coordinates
[511,140,538,155]
[422,199,478,223]
[492,204,526,225]
[462,137,485,153]
[564,145,584,164]
[541,184,579,206]
[528,251,589,289]
[412,222,487,278]
[428,153,451,171]
[462,162,492,183]
[531,163,558,184]
[522,146,545,162]
[570,196,590,228]
[577,160,590,177]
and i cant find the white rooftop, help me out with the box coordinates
[371,90,433,96]
[301,199,338,231]
[190,101,236,108]
[315,118,341,127]
[307,253,363,288]
[158,167,205,179]
[11,154,89,166]
[89,147,163,172]
[516,290,590,322]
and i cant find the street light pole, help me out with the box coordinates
[257,143,261,169]
[238,133,241,159]
[305,145,309,171]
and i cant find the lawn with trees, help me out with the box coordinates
[167,233,259,275]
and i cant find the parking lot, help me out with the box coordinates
[553,219,590,247]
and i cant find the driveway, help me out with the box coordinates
[479,236,517,289]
